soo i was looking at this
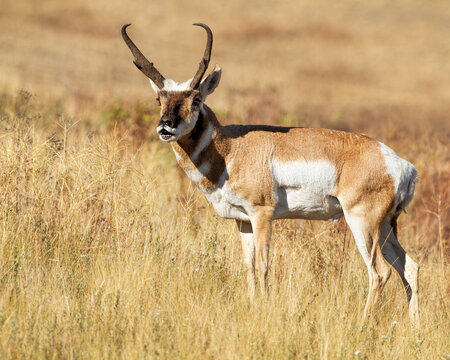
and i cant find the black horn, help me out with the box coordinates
[121,24,166,89]
[190,23,213,89]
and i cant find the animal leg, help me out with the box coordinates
[236,220,256,298]
[250,207,273,295]
[344,211,391,320]
[366,228,392,317]
[380,218,420,327]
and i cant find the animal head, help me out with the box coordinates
[122,23,221,142]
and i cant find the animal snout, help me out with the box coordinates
[159,118,174,129]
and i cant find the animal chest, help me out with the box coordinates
[184,166,251,222]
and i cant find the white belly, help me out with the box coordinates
[272,160,343,220]
[184,159,344,222]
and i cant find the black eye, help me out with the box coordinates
[192,97,201,107]
[156,97,161,105]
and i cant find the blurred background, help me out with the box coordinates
[2,0,450,120]
[0,2,448,357]
[1,0,449,253]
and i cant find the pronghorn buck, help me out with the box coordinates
[122,23,420,325]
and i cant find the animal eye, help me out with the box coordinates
[156,97,161,105]
[192,97,201,106]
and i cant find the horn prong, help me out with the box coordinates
[121,24,166,89]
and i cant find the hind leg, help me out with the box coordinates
[344,210,392,319]
[380,218,420,327]
[366,240,392,317]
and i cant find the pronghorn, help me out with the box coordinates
[122,23,420,326]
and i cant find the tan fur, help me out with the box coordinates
[159,90,197,119]
[125,23,419,325]
[144,70,418,326]
[163,98,418,325]
[173,105,394,213]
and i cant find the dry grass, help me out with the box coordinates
[0,0,449,358]
[0,90,447,359]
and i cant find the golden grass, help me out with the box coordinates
[0,0,449,357]
[0,91,448,359]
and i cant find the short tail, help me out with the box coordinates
[396,165,418,215]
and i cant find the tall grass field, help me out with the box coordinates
[0,0,449,358]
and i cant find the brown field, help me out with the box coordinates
[0,0,449,359]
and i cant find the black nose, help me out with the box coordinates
[159,119,174,128]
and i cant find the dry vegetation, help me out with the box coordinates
[0,0,449,359]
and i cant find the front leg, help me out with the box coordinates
[236,220,255,298]
[250,207,273,295]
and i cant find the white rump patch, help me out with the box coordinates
[378,142,418,212]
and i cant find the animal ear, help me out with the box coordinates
[199,65,221,96]
[149,78,160,93]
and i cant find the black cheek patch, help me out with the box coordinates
[173,116,183,128]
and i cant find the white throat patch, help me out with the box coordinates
[191,122,215,163]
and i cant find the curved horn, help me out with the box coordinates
[121,24,165,89]
[190,23,213,89]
